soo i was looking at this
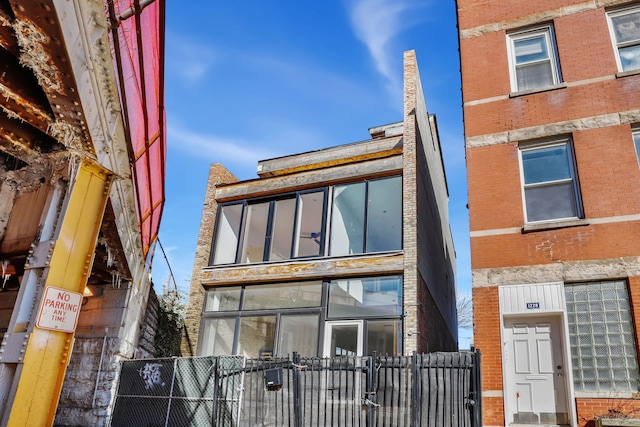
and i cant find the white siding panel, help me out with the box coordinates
[499,282,565,315]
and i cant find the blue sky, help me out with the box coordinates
[155,0,472,348]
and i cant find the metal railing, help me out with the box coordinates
[110,350,481,427]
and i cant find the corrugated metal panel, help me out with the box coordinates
[499,282,565,315]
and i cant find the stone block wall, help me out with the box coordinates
[182,164,238,356]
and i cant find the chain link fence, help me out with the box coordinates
[110,350,481,427]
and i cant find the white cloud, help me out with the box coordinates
[167,122,274,166]
[345,0,428,92]
[165,32,216,84]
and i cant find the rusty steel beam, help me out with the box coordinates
[8,0,92,150]
[0,48,53,132]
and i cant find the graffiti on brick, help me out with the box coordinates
[139,363,166,389]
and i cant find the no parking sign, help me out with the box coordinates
[36,286,83,333]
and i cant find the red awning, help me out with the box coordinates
[107,0,166,257]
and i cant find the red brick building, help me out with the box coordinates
[458,0,640,425]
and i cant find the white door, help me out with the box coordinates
[323,321,363,357]
[504,317,569,426]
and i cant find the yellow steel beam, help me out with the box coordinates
[6,159,112,427]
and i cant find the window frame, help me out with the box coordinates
[507,25,562,92]
[633,128,640,166]
[607,5,640,73]
[518,138,582,224]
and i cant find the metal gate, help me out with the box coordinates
[110,350,481,427]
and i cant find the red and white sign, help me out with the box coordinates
[36,287,83,333]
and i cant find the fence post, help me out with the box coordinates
[472,349,482,427]
[292,352,302,427]
[211,357,219,426]
[366,353,377,427]
[411,351,420,426]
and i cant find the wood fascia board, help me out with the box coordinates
[215,155,403,202]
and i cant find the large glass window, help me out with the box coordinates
[520,141,581,223]
[240,202,269,263]
[329,176,402,256]
[237,316,276,358]
[269,198,295,261]
[211,176,402,266]
[330,182,366,255]
[508,26,561,91]
[204,287,241,311]
[200,318,236,356]
[565,281,639,392]
[199,276,403,357]
[366,177,402,252]
[277,314,319,357]
[608,6,640,72]
[295,191,325,258]
[367,319,401,356]
[329,276,403,317]
[242,282,322,310]
[211,204,243,265]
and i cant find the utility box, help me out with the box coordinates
[264,367,283,391]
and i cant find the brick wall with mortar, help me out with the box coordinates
[458,0,640,424]
[404,50,458,353]
[181,164,238,356]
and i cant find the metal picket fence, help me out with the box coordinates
[110,350,481,427]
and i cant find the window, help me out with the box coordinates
[328,275,403,317]
[607,6,640,72]
[210,176,402,265]
[199,276,403,357]
[634,129,640,164]
[519,140,581,223]
[508,26,561,91]
[565,281,639,392]
[200,281,323,358]
[329,176,402,256]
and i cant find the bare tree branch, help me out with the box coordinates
[457,293,473,330]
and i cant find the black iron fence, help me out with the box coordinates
[110,351,481,427]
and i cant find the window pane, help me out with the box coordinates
[295,191,324,257]
[199,318,236,356]
[330,182,365,256]
[619,44,640,71]
[611,11,640,44]
[269,198,295,261]
[522,145,572,184]
[366,177,402,252]
[514,35,549,63]
[516,61,554,90]
[243,281,323,310]
[329,276,402,317]
[328,324,359,357]
[237,316,276,358]
[240,202,269,263]
[565,281,639,392]
[525,182,578,222]
[277,315,319,357]
[205,287,241,311]
[212,204,243,265]
[367,319,401,356]
[634,132,640,164]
